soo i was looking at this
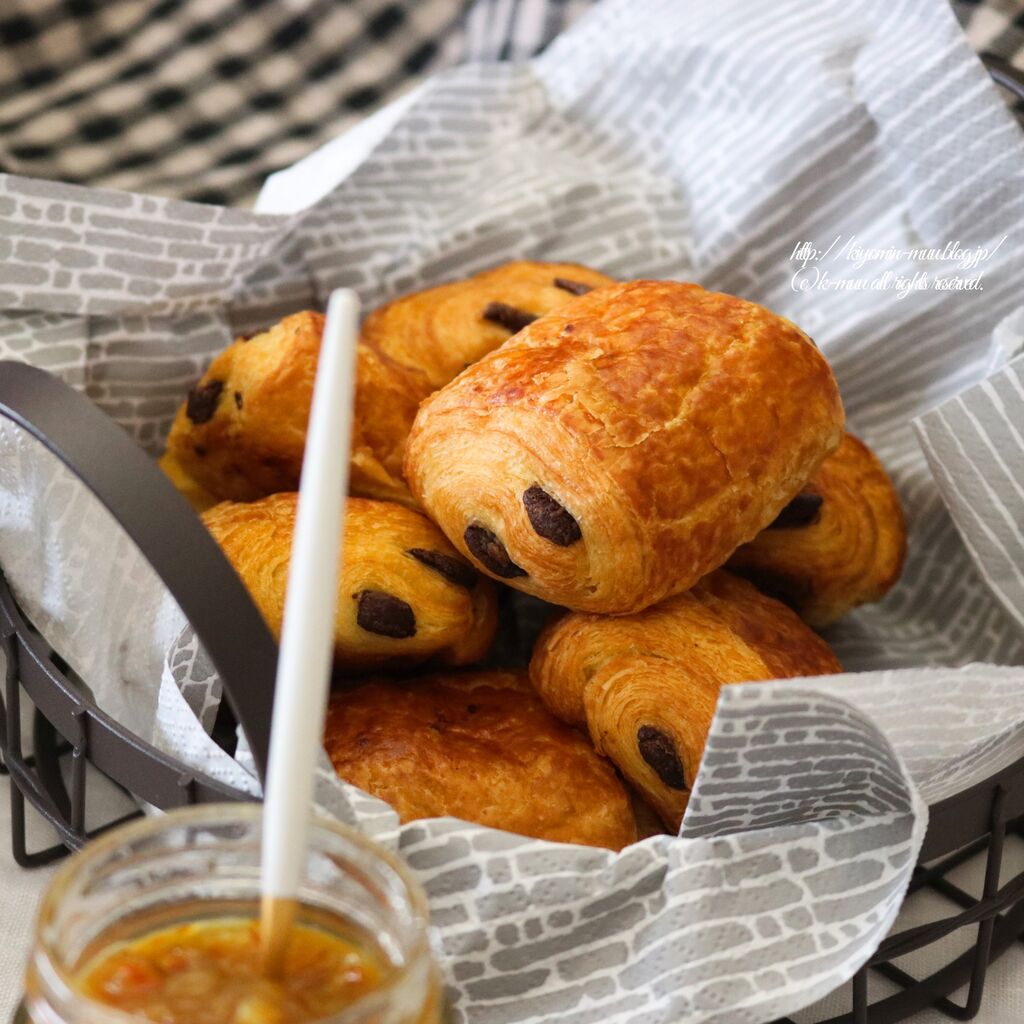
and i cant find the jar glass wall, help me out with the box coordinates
[23,804,439,1024]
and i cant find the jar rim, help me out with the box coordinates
[31,803,434,1024]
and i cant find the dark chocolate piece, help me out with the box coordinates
[233,390,243,410]
[637,726,686,790]
[553,277,593,296]
[186,380,224,424]
[523,485,582,546]
[193,444,207,457]
[482,302,537,334]
[355,590,416,638]
[408,548,478,589]
[464,524,527,578]
[768,492,824,529]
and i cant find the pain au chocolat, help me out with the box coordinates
[405,280,845,614]
[203,494,497,673]
[529,570,842,831]
[158,449,219,513]
[361,260,616,393]
[164,263,615,510]
[728,432,907,626]
[323,669,638,850]
[164,311,425,507]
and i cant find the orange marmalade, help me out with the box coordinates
[76,918,387,1024]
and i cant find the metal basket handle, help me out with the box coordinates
[0,361,275,818]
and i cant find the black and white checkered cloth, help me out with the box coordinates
[0,0,1018,208]
[0,0,593,206]
[956,0,1024,60]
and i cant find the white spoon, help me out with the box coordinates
[259,288,360,976]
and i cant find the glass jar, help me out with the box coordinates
[23,804,441,1024]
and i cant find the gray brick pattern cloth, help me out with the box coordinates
[1,0,1024,1021]
[916,352,1024,639]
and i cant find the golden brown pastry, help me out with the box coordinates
[323,670,638,850]
[728,432,906,626]
[164,264,614,508]
[158,450,218,513]
[203,494,497,672]
[405,281,845,614]
[164,312,424,506]
[629,790,669,840]
[529,570,842,830]
[349,344,426,504]
[361,260,616,392]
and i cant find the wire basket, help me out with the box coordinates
[4,346,1024,1024]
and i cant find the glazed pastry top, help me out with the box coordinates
[350,343,426,505]
[529,570,842,829]
[361,260,617,391]
[729,432,907,626]
[406,280,845,613]
[203,494,497,672]
[166,311,322,502]
[164,311,426,506]
[323,669,638,850]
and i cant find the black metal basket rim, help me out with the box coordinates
[0,570,244,818]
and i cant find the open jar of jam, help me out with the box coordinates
[23,805,441,1024]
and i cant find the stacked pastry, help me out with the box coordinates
[162,261,906,847]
